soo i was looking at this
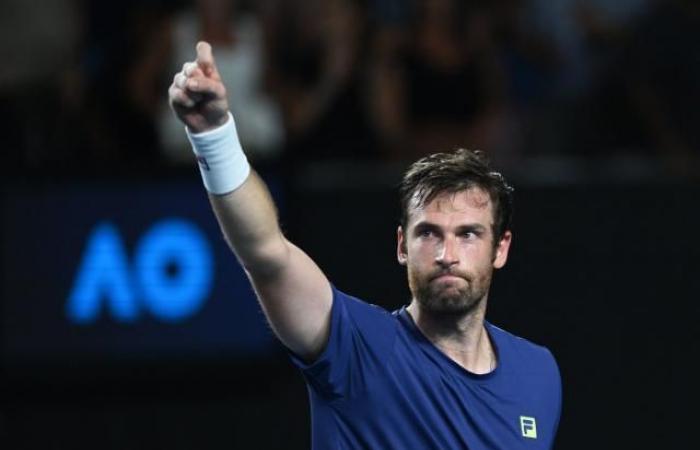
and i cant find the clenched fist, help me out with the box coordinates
[169,41,229,133]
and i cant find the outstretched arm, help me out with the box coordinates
[168,42,332,361]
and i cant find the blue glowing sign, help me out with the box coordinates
[66,218,213,324]
[2,181,280,362]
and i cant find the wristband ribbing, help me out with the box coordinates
[186,112,251,195]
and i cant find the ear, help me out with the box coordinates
[493,230,512,269]
[397,226,407,266]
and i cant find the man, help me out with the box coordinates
[169,42,561,449]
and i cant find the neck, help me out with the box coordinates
[406,297,496,374]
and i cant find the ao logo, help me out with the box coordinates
[66,218,214,323]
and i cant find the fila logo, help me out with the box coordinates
[520,416,537,439]
[196,155,210,171]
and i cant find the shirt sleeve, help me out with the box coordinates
[287,286,399,401]
[548,349,563,446]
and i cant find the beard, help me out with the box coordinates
[409,266,492,316]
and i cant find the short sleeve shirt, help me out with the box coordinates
[290,287,562,450]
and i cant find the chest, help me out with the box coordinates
[331,336,557,449]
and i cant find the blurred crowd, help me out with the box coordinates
[1,0,698,175]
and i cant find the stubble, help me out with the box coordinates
[409,266,492,317]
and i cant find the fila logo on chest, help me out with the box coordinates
[519,416,537,439]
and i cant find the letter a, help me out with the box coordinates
[66,223,138,323]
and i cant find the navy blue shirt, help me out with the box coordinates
[290,287,562,449]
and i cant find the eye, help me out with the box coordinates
[460,229,482,240]
[415,226,437,239]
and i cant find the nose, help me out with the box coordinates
[435,235,459,267]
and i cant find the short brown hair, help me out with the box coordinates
[399,149,514,243]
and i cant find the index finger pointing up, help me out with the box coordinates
[196,41,218,77]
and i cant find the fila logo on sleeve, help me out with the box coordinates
[519,416,537,439]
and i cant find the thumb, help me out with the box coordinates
[196,41,219,78]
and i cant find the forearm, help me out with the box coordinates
[183,112,288,278]
[208,170,289,277]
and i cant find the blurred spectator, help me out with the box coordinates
[492,0,658,159]
[0,0,82,170]
[158,0,284,165]
[77,0,172,169]
[369,0,511,162]
[528,0,652,95]
[491,0,560,109]
[488,0,561,159]
[265,0,379,162]
[563,0,699,176]
[623,0,700,170]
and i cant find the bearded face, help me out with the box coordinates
[398,189,511,317]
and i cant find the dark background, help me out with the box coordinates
[2,0,699,448]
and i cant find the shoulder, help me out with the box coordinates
[487,322,560,376]
[331,286,398,330]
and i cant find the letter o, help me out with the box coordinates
[133,218,213,322]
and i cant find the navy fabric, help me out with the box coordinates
[289,286,562,449]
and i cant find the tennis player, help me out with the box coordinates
[169,42,561,450]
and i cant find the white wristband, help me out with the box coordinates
[186,112,251,195]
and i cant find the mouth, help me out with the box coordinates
[431,273,465,283]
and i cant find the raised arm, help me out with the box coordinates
[168,42,332,361]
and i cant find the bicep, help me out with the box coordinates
[246,239,333,362]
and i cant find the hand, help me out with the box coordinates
[169,41,229,133]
